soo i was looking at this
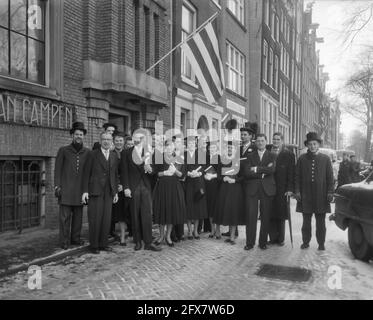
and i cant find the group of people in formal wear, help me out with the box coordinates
[54,119,336,254]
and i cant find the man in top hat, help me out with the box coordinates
[295,132,334,251]
[92,123,118,151]
[54,122,90,250]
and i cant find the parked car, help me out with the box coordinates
[332,171,373,262]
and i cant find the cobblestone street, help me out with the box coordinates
[1,202,373,300]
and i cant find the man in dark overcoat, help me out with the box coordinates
[82,132,119,254]
[121,129,161,252]
[54,122,90,250]
[337,153,351,188]
[243,134,277,251]
[295,132,334,251]
[268,132,295,246]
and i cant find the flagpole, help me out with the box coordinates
[145,11,220,74]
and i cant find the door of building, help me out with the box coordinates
[0,158,43,232]
[109,108,132,135]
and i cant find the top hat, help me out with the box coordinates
[70,122,87,135]
[225,119,239,131]
[240,122,258,136]
[304,132,322,146]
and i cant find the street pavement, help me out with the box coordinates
[0,201,373,300]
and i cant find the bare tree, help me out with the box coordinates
[344,51,373,161]
[342,2,373,48]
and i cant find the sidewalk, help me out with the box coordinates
[0,224,90,277]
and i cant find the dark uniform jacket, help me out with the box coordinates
[243,150,277,197]
[54,144,90,206]
[295,151,334,214]
[240,142,256,159]
[83,149,119,197]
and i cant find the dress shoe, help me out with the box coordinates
[187,235,194,240]
[244,245,254,251]
[144,244,162,251]
[300,243,310,250]
[165,239,175,247]
[318,244,325,251]
[71,240,85,246]
[268,240,278,245]
[90,248,100,254]
[259,244,267,250]
[120,242,127,247]
[224,238,233,243]
[193,235,200,240]
[61,244,69,250]
[222,231,230,237]
[135,242,142,251]
[99,247,113,252]
[277,242,285,247]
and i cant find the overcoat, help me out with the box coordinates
[295,151,334,214]
[54,144,91,206]
[272,147,295,220]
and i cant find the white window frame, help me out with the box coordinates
[264,0,269,26]
[262,40,268,83]
[274,55,278,92]
[268,48,273,88]
[181,1,197,85]
[228,0,245,25]
[226,41,245,97]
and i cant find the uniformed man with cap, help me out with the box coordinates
[54,122,91,250]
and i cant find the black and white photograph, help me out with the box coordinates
[1,0,373,305]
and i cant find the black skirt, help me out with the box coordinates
[213,182,245,226]
[185,177,208,220]
[205,179,220,218]
[112,192,131,224]
[153,176,186,225]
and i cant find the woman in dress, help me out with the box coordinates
[204,141,221,239]
[213,143,244,245]
[185,137,208,240]
[153,140,186,247]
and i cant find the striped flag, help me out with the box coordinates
[181,21,225,105]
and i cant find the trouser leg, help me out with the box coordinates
[259,197,272,247]
[88,196,104,249]
[245,197,258,247]
[99,184,112,248]
[269,219,279,242]
[139,183,153,246]
[315,213,326,246]
[302,213,312,245]
[278,219,286,244]
[59,205,72,246]
[70,206,83,243]
[131,186,142,244]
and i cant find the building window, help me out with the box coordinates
[144,7,151,71]
[226,41,245,96]
[274,55,278,92]
[0,0,46,84]
[268,48,273,88]
[181,1,196,82]
[228,0,245,25]
[271,6,275,39]
[154,13,160,79]
[275,15,280,42]
[180,109,188,136]
[262,40,268,83]
[264,0,269,26]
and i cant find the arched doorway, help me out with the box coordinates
[197,115,209,131]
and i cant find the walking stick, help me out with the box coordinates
[286,195,294,249]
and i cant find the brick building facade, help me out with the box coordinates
[0,0,171,232]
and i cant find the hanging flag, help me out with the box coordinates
[181,21,225,105]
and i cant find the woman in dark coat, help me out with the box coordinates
[185,137,208,240]
[204,141,221,238]
[153,140,186,247]
[213,144,244,245]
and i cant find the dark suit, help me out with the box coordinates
[243,150,276,247]
[84,149,119,250]
[54,144,90,246]
[121,146,154,246]
[269,146,295,244]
